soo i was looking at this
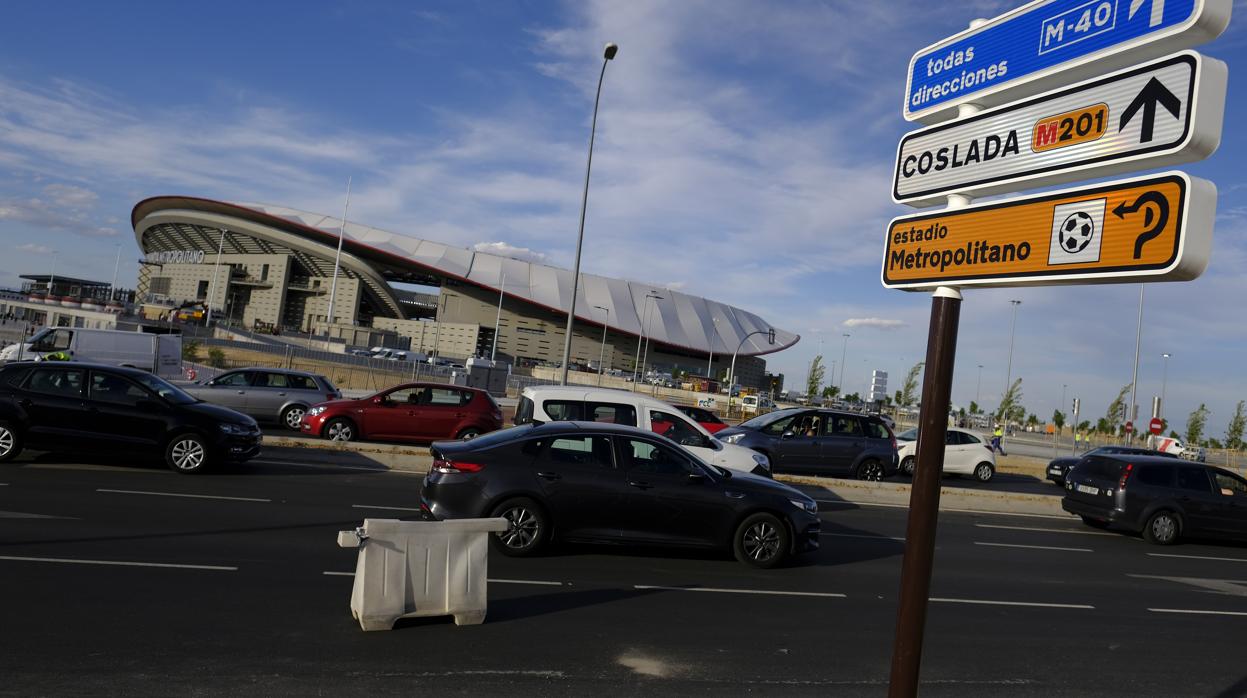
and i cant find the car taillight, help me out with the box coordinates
[432,459,484,474]
[1117,462,1134,489]
[892,436,898,451]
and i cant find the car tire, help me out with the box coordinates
[490,497,548,556]
[165,433,210,474]
[1143,510,1181,545]
[855,459,885,481]
[323,418,355,442]
[973,462,995,483]
[0,420,23,462]
[457,427,482,441]
[733,512,790,568]
[1080,515,1109,529]
[900,456,915,477]
[281,404,307,431]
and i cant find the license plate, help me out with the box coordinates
[1075,484,1099,495]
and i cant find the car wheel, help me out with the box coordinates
[323,418,355,442]
[166,433,209,474]
[855,459,885,481]
[1143,510,1181,545]
[457,427,482,441]
[900,456,915,477]
[1080,515,1109,529]
[0,421,23,462]
[490,497,548,556]
[281,405,307,431]
[973,462,995,483]
[733,512,790,568]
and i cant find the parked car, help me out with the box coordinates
[674,405,729,434]
[514,386,771,476]
[0,327,183,378]
[715,408,897,480]
[301,382,502,443]
[0,362,260,473]
[1046,445,1178,486]
[1063,454,1247,544]
[184,367,340,431]
[420,421,820,567]
[894,426,996,482]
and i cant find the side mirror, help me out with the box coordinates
[781,431,794,439]
[372,396,386,405]
[687,472,707,484]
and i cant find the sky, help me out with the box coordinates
[0,0,1245,438]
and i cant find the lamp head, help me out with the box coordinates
[604,43,619,60]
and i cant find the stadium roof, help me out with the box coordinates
[132,196,798,358]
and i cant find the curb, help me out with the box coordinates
[776,474,1069,517]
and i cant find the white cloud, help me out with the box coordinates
[0,184,118,238]
[16,243,53,254]
[844,317,906,330]
[473,241,548,264]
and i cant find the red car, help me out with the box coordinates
[300,382,502,443]
[674,405,729,434]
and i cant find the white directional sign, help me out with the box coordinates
[893,51,1226,207]
[904,0,1231,123]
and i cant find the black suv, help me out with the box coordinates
[1062,454,1247,544]
[714,408,898,479]
[421,421,820,568]
[1046,445,1177,486]
[0,362,260,473]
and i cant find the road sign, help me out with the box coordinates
[903,0,1231,123]
[894,51,1226,206]
[881,171,1214,289]
[1125,420,1134,433]
[1150,417,1164,434]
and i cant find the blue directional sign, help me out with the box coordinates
[904,0,1230,123]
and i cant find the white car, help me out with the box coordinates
[895,426,996,482]
[515,385,771,476]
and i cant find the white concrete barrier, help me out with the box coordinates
[337,517,509,631]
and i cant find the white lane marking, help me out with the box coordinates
[975,541,1093,553]
[0,555,236,571]
[323,571,355,577]
[975,523,1115,537]
[822,532,906,541]
[97,488,270,503]
[247,459,397,473]
[0,510,78,520]
[815,500,1073,520]
[1148,553,1247,563]
[633,585,845,598]
[1127,574,1247,597]
[931,597,1094,609]
[489,578,565,586]
[1148,608,1247,617]
[351,504,422,512]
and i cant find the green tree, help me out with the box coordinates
[207,347,226,369]
[821,385,840,400]
[844,392,861,403]
[1225,400,1245,451]
[969,401,980,415]
[1209,438,1224,450]
[1095,417,1112,435]
[995,378,1023,423]
[1052,409,1066,434]
[1105,384,1131,430]
[805,355,825,400]
[182,339,201,362]
[899,362,924,408]
[1186,403,1209,445]
[1077,420,1090,432]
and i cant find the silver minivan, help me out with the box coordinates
[185,368,340,430]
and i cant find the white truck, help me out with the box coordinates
[0,327,183,378]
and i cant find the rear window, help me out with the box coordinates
[1077,456,1124,480]
[865,420,891,440]
[288,374,319,391]
[587,402,636,426]
[515,396,535,425]
[1136,464,1175,487]
[544,400,584,421]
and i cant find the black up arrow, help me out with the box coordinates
[1119,77,1181,143]
[1112,191,1169,259]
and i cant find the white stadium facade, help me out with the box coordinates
[132,196,797,388]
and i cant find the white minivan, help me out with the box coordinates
[516,385,771,476]
[0,327,182,378]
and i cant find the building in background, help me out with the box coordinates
[868,369,888,403]
[131,196,798,387]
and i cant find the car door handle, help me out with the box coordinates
[277,392,286,397]
[18,398,32,409]
[237,391,246,395]
[628,480,653,490]
[454,413,466,418]
[536,472,562,481]
[724,491,745,499]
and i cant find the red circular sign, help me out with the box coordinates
[1124,421,1134,434]
[1150,418,1164,435]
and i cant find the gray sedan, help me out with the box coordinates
[185,368,340,430]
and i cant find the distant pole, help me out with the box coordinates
[631,292,660,390]
[204,229,226,327]
[1128,284,1145,442]
[49,251,58,294]
[975,364,983,409]
[705,316,718,382]
[325,176,352,349]
[594,305,609,386]
[1160,352,1171,420]
[491,273,506,362]
[431,293,447,365]
[109,244,121,303]
[1001,299,1022,419]
[641,296,662,383]
[559,42,618,386]
[838,333,851,391]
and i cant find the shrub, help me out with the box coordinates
[207,347,226,368]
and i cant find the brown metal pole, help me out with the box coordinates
[888,286,961,697]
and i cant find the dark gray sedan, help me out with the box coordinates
[716,408,898,479]
[185,368,340,430]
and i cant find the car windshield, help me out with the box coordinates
[738,410,799,430]
[132,373,198,405]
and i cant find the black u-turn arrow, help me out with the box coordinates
[1112,191,1170,259]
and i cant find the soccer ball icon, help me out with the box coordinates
[1059,212,1095,253]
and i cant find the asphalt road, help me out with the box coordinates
[3,449,1247,696]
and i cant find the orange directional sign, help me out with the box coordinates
[881,171,1214,289]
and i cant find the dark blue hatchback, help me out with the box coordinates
[715,408,898,479]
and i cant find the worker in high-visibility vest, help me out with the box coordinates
[991,425,1007,455]
[1075,432,1082,450]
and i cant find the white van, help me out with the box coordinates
[515,385,771,476]
[0,327,182,378]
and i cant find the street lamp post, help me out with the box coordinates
[1001,299,1022,420]
[705,316,719,383]
[491,274,506,362]
[1128,285,1145,442]
[204,229,227,327]
[838,333,850,392]
[109,244,121,304]
[631,292,661,390]
[727,328,775,416]
[1161,352,1171,420]
[975,364,983,409]
[594,305,609,386]
[325,176,353,349]
[559,42,619,386]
